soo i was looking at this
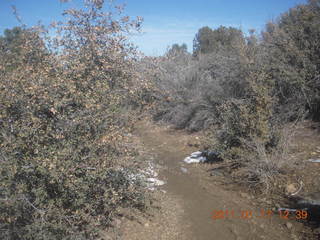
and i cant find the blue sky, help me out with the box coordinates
[0,0,307,56]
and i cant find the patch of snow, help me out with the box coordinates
[183,156,206,164]
[140,163,158,177]
[147,178,165,186]
[190,151,202,158]
[183,150,223,164]
[308,159,320,163]
[121,162,166,191]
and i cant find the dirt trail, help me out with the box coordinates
[122,120,296,240]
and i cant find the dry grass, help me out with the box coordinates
[240,126,296,193]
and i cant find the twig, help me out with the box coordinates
[21,195,46,214]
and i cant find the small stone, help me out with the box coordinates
[144,223,149,227]
[210,168,224,177]
[285,222,293,229]
[113,219,121,227]
[181,167,188,173]
[104,235,113,240]
[286,184,297,195]
[240,192,250,199]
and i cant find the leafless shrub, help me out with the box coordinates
[240,127,295,193]
[148,47,247,131]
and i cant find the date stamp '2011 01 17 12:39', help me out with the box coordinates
[211,209,308,220]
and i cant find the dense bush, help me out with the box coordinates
[262,0,320,121]
[151,0,320,127]
[148,0,320,189]
[0,1,149,239]
[150,41,247,131]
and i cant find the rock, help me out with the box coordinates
[259,198,272,204]
[202,150,223,163]
[285,222,293,229]
[104,235,113,240]
[240,192,251,199]
[289,193,320,220]
[286,184,298,195]
[144,223,149,227]
[295,192,320,207]
[114,219,122,227]
[210,169,224,177]
[180,167,188,173]
[187,143,200,147]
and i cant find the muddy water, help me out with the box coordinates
[135,121,291,240]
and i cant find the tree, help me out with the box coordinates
[0,27,47,71]
[193,26,245,56]
[193,26,215,55]
[166,43,188,57]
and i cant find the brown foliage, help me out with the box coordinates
[0,1,149,239]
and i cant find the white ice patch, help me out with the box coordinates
[140,162,158,177]
[190,151,202,158]
[308,159,320,163]
[183,156,206,164]
[147,178,165,186]
[122,162,165,191]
